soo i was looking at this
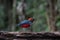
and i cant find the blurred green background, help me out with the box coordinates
[0,0,60,32]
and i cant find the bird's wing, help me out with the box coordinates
[17,20,29,26]
[17,20,33,27]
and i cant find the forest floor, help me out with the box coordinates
[0,32,60,40]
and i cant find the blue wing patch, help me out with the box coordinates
[17,20,32,26]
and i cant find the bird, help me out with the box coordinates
[17,17,34,32]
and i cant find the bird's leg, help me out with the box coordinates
[22,28,28,33]
[19,28,27,34]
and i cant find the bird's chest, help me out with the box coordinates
[21,24,30,28]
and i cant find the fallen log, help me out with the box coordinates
[0,32,60,40]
